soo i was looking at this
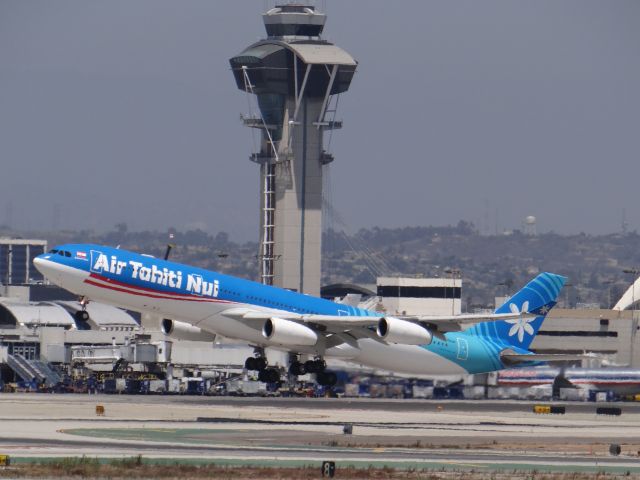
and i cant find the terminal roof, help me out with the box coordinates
[0,299,75,327]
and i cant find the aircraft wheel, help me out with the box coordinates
[267,368,280,383]
[258,368,280,383]
[323,371,337,387]
[255,357,268,371]
[305,359,326,374]
[75,310,89,322]
[304,360,319,374]
[244,357,257,370]
[289,362,305,376]
[317,371,337,387]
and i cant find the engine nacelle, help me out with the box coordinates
[262,317,318,346]
[161,319,217,342]
[377,317,433,345]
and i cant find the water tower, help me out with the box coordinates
[524,215,537,236]
[230,4,357,295]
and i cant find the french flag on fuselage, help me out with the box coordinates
[76,251,88,260]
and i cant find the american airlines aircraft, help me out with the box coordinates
[34,244,582,386]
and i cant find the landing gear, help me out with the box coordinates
[290,356,337,387]
[304,358,326,374]
[244,356,267,371]
[244,348,281,384]
[289,361,306,376]
[258,368,280,383]
[288,354,306,376]
[75,297,90,322]
[316,371,338,387]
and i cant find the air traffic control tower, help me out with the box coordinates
[230,4,357,296]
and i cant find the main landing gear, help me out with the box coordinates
[289,355,337,387]
[244,350,338,387]
[244,349,280,384]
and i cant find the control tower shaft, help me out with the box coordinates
[230,5,357,295]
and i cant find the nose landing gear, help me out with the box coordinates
[74,296,90,322]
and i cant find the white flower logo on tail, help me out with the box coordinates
[505,301,534,343]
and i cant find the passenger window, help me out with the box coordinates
[58,251,64,256]
[65,251,71,257]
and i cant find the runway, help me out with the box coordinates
[1,393,640,473]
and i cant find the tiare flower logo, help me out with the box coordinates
[505,301,534,342]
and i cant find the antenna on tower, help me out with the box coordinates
[622,208,629,235]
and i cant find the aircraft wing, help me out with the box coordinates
[409,312,537,324]
[221,308,536,335]
[220,307,383,343]
[402,312,537,334]
[221,308,378,332]
[501,352,599,366]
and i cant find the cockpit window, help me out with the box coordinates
[49,249,59,254]
[64,251,71,257]
[58,251,64,256]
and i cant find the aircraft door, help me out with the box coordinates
[456,337,469,361]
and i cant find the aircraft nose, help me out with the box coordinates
[33,255,58,280]
[33,255,46,269]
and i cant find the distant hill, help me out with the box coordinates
[322,222,640,310]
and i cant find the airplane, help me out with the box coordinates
[613,275,640,311]
[33,244,584,386]
[499,367,640,396]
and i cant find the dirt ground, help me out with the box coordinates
[0,461,637,480]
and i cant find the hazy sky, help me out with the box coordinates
[1,1,639,240]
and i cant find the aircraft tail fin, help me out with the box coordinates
[468,272,566,349]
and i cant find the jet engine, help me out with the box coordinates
[262,317,318,346]
[161,319,217,342]
[377,317,433,345]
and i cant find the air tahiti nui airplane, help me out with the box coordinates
[34,244,584,386]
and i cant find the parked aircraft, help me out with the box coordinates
[499,367,640,396]
[613,276,640,311]
[34,244,582,386]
